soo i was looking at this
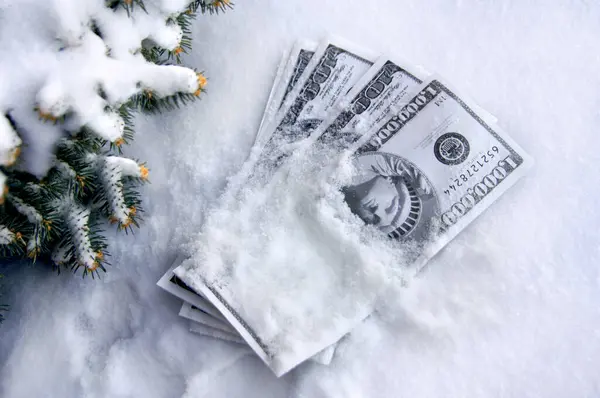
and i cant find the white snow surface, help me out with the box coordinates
[2,1,600,397]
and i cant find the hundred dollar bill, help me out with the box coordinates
[221,38,380,218]
[184,302,336,365]
[310,57,426,151]
[171,56,425,376]
[189,321,246,345]
[157,255,226,320]
[179,46,387,365]
[173,76,531,377]
[160,257,338,364]
[185,305,247,341]
[281,44,316,108]
[159,251,338,364]
[337,76,532,268]
[188,321,335,365]
[255,40,317,146]
[307,58,497,152]
[248,38,379,180]
[179,288,338,364]
[265,38,378,142]
[179,302,238,334]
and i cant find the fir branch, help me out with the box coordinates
[0,218,27,258]
[93,156,146,230]
[4,173,68,255]
[1,0,217,279]
[52,135,103,200]
[61,203,106,274]
[120,176,145,231]
[110,106,136,153]
[140,46,162,64]
[58,131,104,158]
[106,0,147,16]
[166,12,195,64]
[140,45,184,65]
[128,90,199,114]
[188,0,234,14]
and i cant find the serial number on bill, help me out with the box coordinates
[444,146,500,195]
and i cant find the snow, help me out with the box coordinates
[2,0,600,397]
[0,0,200,177]
[176,142,416,375]
[8,195,42,224]
[100,156,146,224]
[0,115,20,166]
[65,205,96,270]
[0,226,13,245]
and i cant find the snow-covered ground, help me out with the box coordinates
[2,0,600,397]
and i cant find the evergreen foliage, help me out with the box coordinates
[0,0,232,322]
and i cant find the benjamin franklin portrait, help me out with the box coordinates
[342,152,439,241]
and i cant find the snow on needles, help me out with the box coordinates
[0,0,202,177]
[36,0,198,141]
[100,155,148,225]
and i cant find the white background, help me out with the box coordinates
[1,0,600,397]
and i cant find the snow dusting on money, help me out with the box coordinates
[157,37,532,377]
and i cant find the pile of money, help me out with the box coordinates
[157,38,532,376]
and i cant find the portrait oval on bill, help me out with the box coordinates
[342,152,440,242]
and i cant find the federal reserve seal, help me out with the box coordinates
[434,132,470,165]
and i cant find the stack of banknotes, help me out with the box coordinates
[157,38,532,376]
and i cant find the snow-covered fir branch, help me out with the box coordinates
[35,0,206,145]
[8,195,43,226]
[0,0,226,271]
[95,155,148,227]
[63,204,99,271]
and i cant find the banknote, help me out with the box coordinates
[165,264,339,364]
[309,57,426,152]
[173,75,531,376]
[184,304,247,340]
[158,42,318,305]
[189,321,246,345]
[157,255,226,320]
[186,304,336,365]
[160,257,338,364]
[335,76,533,268]
[281,44,317,107]
[247,38,379,182]
[255,40,317,146]
[159,257,336,364]
[187,321,335,365]
[183,302,336,365]
[179,302,238,334]
[171,56,425,376]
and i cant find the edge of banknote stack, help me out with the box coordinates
[157,36,533,377]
